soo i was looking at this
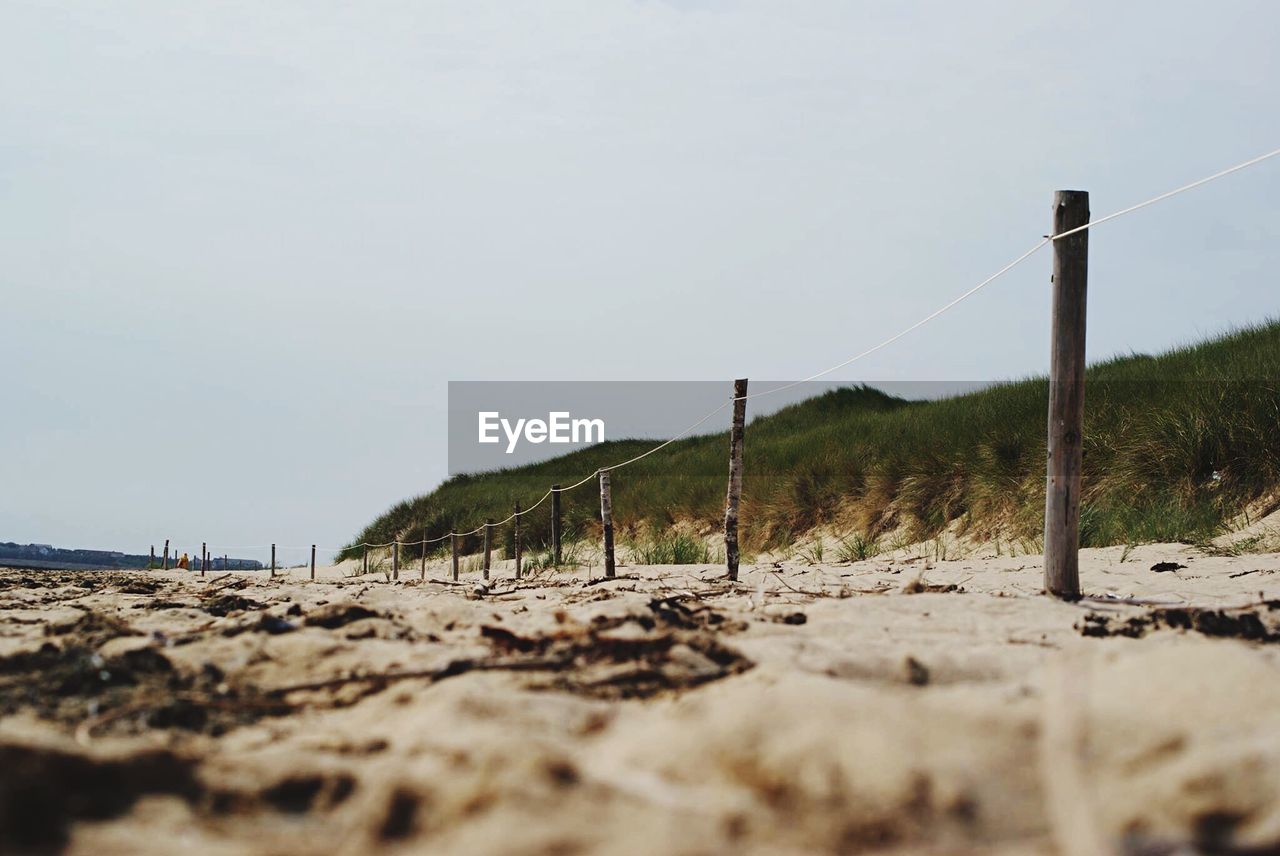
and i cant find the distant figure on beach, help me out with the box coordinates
[177,552,190,570]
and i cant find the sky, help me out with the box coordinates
[2,0,1278,562]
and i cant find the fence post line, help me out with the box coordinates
[513,501,523,579]
[163,539,169,571]
[310,544,316,580]
[600,470,616,579]
[392,541,400,581]
[1044,189,1090,600]
[421,529,428,580]
[551,484,562,566]
[451,532,459,581]
[270,544,276,579]
[483,518,493,580]
[201,542,207,577]
[724,378,748,581]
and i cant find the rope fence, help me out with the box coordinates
[149,146,1280,596]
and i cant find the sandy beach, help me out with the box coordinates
[2,538,1279,855]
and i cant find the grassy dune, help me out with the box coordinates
[342,322,1280,561]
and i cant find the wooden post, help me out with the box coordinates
[724,378,748,581]
[223,554,227,572]
[310,544,316,580]
[513,501,522,579]
[599,470,615,578]
[201,542,207,577]
[1045,190,1089,600]
[150,545,155,568]
[451,532,459,581]
[551,484,562,566]
[163,539,169,571]
[421,530,428,580]
[270,544,276,578]
[362,544,368,576]
[483,518,493,580]
[392,541,400,581]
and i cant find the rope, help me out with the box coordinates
[316,145,1279,556]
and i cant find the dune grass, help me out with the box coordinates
[341,321,1280,561]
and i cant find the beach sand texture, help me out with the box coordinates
[2,539,1279,855]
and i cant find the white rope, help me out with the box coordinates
[332,145,1280,555]
[739,238,1051,402]
[1051,146,1280,242]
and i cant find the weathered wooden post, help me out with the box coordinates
[483,518,493,580]
[600,470,616,578]
[201,542,207,577]
[150,545,155,568]
[392,541,400,581]
[420,530,428,580]
[451,532,459,581]
[270,544,276,578]
[551,484,562,566]
[513,501,522,579]
[1045,190,1089,599]
[724,378,748,581]
[362,544,368,576]
[310,544,316,580]
[163,539,170,571]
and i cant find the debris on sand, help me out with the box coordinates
[1077,601,1280,642]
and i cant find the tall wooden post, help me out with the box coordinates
[421,530,428,580]
[223,554,228,572]
[724,378,748,581]
[163,539,170,571]
[201,542,207,577]
[362,544,368,576]
[451,532,459,581]
[150,545,155,568]
[483,518,493,580]
[551,484,562,566]
[600,470,616,578]
[270,544,276,578]
[310,544,316,580]
[392,541,400,581]
[513,501,522,579]
[1045,190,1089,599]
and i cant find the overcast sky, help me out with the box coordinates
[3,1,1278,561]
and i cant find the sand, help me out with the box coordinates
[2,541,1279,855]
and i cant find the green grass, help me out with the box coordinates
[341,321,1280,561]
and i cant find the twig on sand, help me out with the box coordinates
[584,574,639,587]
[266,655,573,697]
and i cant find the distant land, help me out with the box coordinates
[0,542,263,572]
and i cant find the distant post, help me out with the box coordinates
[724,378,748,581]
[163,539,170,571]
[150,545,155,568]
[270,544,276,579]
[451,532,459,581]
[392,541,400,581]
[599,470,616,579]
[513,501,522,579]
[420,529,428,580]
[201,542,207,577]
[1045,190,1090,599]
[551,484,562,566]
[223,554,227,572]
[483,518,493,580]
[310,544,316,580]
